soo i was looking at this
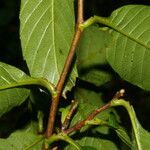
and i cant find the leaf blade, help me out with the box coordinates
[103,5,150,90]
[0,62,29,116]
[20,0,77,93]
[0,121,43,150]
[111,99,150,150]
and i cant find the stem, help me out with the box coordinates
[0,77,56,96]
[85,118,108,126]
[79,17,95,30]
[111,99,141,150]
[36,78,56,96]
[80,16,148,49]
[79,16,109,31]
[63,102,111,135]
[45,0,84,138]
[61,100,78,131]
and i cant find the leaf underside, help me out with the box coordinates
[106,5,150,90]
[20,0,77,93]
[0,62,29,117]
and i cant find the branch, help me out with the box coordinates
[61,100,78,131]
[63,102,111,135]
[0,77,56,96]
[45,0,84,138]
[42,89,124,149]
[63,89,125,135]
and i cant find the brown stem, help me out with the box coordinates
[45,0,84,138]
[61,100,78,131]
[63,102,111,135]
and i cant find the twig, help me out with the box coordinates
[62,89,125,135]
[45,0,84,138]
[61,100,78,131]
[63,102,111,135]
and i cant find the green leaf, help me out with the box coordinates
[65,136,118,150]
[85,115,132,148]
[81,146,97,150]
[77,25,112,86]
[64,88,119,150]
[0,121,44,150]
[111,99,150,150]
[0,61,56,116]
[115,127,131,148]
[59,106,70,124]
[105,5,150,90]
[20,0,77,93]
[131,111,150,150]
[45,133,82,150]
[73,88,113,124]
[0,62,29,116]
[108,114,131,148]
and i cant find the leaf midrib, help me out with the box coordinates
[94,16,150,49]
[52,0,59,81]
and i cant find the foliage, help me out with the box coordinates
[20,0,77,93]
[0,0,150,149]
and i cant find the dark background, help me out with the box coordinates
[0,0,22,68]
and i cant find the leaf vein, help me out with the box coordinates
[24,5,51,55]
[20,0,43,34]
[30,19,53,72]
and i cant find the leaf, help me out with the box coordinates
[72,88,113,124]
[20,0,77,93]
[115,127,131,148]
[82,146,97,150]
[131,109,150,150]
[105,5,150,90]
[111,99,150,150]
[65,136,119,150]
[64,87,119,150]
[84,114,132,149]
[0,62,29,116]
[45,133,82,150]
[108,113,132,148]
[0,121,44,150]
[59,106,70,124]
[77,25,112,86]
